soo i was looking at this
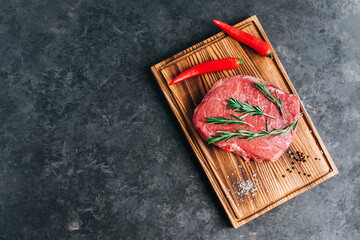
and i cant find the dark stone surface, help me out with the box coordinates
[0,0,359,239]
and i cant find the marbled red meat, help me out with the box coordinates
[193,75,300,162]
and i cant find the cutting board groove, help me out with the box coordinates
[151,15,338,228]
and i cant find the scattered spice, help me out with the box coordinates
[226,171,263,204]
[284,149,321,178]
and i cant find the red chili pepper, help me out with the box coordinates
[169,58,244,85]
[213,19,273,59]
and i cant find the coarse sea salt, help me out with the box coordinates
[226,172,264,203]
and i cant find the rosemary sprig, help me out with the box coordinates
[207,114,300,144]
[205,114,253,127]
[227,97,274,118]
[253,82,287,120]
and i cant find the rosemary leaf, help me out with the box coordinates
[207,114,300,144]
[253,82,287,120]
[227,97,274,118]
[205,115,253,127]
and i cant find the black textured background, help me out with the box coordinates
[0,0,359,239]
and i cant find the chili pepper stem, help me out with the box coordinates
[268,53,273,59]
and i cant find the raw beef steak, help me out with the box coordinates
[193,75,300,162]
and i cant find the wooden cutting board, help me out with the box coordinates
[151,15,338,229]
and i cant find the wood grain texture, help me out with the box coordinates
[151,15,338,229]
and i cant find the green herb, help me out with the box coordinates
[227,97,274,118]
[207,114,300,144]
[253,82,287,120]
[205,114,253,127]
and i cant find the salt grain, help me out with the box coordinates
[227,173,263,203]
